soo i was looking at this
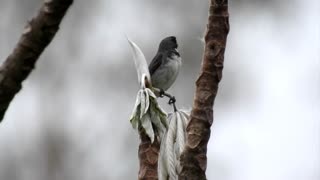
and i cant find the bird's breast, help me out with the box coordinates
[151,55,181,91]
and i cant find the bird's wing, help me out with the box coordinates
[148,53,164,75]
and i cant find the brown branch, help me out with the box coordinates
[138,129,160,180]
[0,0,73,122]
[179,0,230,179]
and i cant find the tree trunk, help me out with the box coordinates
[138,129,160,180]
[179,0,230,179]
[0,0,73,122]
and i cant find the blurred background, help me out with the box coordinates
[0,0,319,179]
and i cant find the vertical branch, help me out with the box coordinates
[179,0,229,179]
[0,0,73,122]
[138,130,160,180]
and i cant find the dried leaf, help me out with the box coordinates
[145,89,150,114]
[140,90,146,118]
[127,37,151,88]
[141,113,155,143]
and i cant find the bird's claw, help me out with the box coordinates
[169,96,177,112]
[168,96,176,105]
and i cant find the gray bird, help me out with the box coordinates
[149,36,181,106]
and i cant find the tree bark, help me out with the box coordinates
[179,0,229,179]
[0,0,73,122]
[138,129,160,180]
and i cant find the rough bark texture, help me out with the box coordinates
[136,77,161,179]
[179,0,229,179]
[138,129,160,180]
[0,0,73,122]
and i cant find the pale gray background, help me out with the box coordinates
[0,0,319,180]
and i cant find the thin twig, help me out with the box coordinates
[153,88,177,112]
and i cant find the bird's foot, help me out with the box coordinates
[168,96,176,105]
[159,89,165,97]
[168,96,177,112]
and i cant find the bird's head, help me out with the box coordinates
[158,36,178,52]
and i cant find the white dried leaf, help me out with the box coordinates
[140,90,146,118]
[150,105,162,133]
[180,110,190,125]
[158,110,191,180]
[158,129,169,180]
[141,113,154,143]
[176,112,186,155]
[146,88,157,99]
[130,111,139,129]
[129,90,141,120]
[145,89,150,114]
[165,113,177,179]
[127,37,151,88]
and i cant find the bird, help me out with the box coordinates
[148,36,181,107]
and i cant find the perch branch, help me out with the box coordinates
[153,88,177,112]
[0,0,73,122]
[138,130,160,180]
[179,0,230,179]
